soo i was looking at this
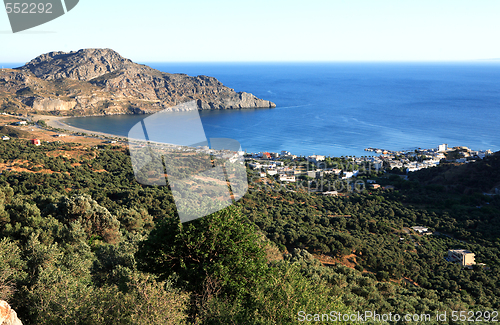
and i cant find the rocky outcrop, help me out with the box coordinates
[20,48,135,81]
[32,98,77,111]
[0,48,275,116]
[0,301,23,325]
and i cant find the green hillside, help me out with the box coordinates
[0,139,499,324]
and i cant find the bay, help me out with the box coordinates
[63,62,500,157]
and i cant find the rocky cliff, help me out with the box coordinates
[0,301,22,325]
[0,49,276,116]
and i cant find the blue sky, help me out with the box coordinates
[1,0,500,63]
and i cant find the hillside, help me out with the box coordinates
[1,138,499,323]
[0,126,31,139]
[0,48,276,116]
[410,152,500,194]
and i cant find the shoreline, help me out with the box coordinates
[28,115,495,159]
[33,115,128,140]
[32,114,174,146]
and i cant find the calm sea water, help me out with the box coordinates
[61,62,500,157]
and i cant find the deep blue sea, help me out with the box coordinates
[60,62,500,157]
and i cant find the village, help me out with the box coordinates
[244,143,493,187]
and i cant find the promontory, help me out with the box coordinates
[0,48,276,116]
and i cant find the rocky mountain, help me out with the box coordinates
[0,49,276,116]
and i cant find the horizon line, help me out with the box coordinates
[2,58,500,65]
[135,58,500,64]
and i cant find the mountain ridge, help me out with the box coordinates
[0,48,276,116]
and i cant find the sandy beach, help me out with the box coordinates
[32,115,190,147]
[33,115,127,140]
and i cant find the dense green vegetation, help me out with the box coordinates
[240,180,500,308]
[0,138,499,324]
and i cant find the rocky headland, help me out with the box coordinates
[0,48,276,116]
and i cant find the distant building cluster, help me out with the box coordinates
[249,142,493,180]
[249,160,297,182]
[367,144,492,174]
[244,143,494,193]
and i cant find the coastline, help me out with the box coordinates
[33,115,127,140]
[32,114,174,146]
